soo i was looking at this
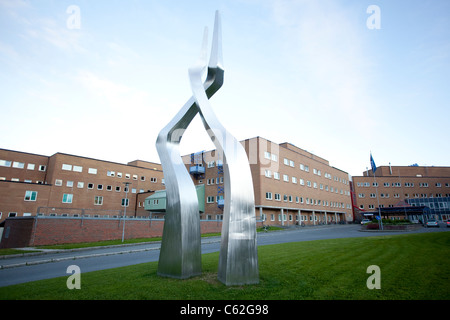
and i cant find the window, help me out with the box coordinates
[271,154,278,162]
[77,182,84,188]
[0,160,12,167]
[207,196,215,203]
[62,164,72,171]
[12,162,25,169]
[107,171,115,177]
[265,170,272,178]
[150,177,157,183]
[283,174,289,182]
[24,191,37,201]
[115,186,121,192]
[292,177,297,184]
[27,163,35,170]
[264,152,271,160]
[39,165,46,171]
[207,161,215,168]
[88,183,94,189]
[62,194,73,203]
[125,173,131,179]
[266,192,272,200]
[106,185,112,191]
[66,181,74,187]
[133,174,138,180]
[88,168,97,174]
[55,179,63,186]
[121,198,129,207]
[289,160,294,167]
[274,193,281,201]
[274,172,280,180]
[94,196,103,206]
[284,158,289,165]
[97,184,103,190]
[73,166,83,172]
[300,179,305,186]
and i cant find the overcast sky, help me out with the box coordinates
[1,0,449,177]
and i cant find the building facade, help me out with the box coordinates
[1,136,353,226]
[181,137,353,226]
[0,149,165,222]
[352,165,450,221]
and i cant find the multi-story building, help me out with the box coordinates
[1,136,353,226]
[0,149,165,222]
[180,137,353,225]
[352,165,450,221]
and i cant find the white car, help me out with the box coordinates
[361,219,372,225]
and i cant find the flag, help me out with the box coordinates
[370,153,377,173]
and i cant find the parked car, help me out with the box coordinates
[425,220,439,228]
[361,219,372,225]
[446,221,450,228]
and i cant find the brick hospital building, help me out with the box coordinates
[0,136,353,226]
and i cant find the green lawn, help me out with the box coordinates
[1,232,449,300]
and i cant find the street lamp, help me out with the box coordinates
[122,182,130,243]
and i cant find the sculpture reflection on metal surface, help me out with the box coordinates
[156,11,259,285]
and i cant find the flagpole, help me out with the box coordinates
[373,170,383,230]
[370,152,383,230]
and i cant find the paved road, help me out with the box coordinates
[1,224,448,287]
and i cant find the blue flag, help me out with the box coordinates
[370,153,377,173]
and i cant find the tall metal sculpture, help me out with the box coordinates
[156,11,259,286]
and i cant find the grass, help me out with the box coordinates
[1,232,449,300]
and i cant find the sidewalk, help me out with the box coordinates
[0,237,222,269]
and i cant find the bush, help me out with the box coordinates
[366,223,379,230]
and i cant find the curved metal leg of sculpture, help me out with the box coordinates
[156,24,224,279]
[188,12,259,285]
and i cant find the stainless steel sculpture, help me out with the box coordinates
[156,11,259,285]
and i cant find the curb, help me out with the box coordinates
[0,239,221,269]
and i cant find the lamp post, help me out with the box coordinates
[122,182,130,243]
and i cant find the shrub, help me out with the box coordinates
[366,223,380,230]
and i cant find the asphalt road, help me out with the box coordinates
[1,223,448,288]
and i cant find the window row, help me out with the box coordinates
[359,193,450,199]
[206,177,224,185]
[357,182,450,188]
[264,170,349,195]
[61,163,158,182]
[263,153,348,184]
[264,192,350,209]
[61,193,130,206]
[264,213,342,222]
[360,202,449,210]
[0,159,47,171]
[54,178,162,192]
[0,177,46,184]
